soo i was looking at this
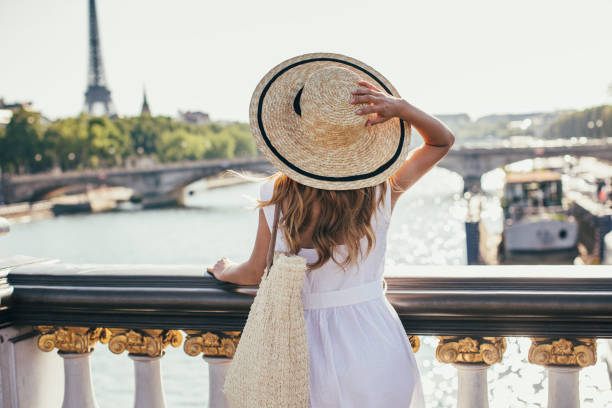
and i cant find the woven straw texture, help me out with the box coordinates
[249,52,412,191]
[224,253,310,408]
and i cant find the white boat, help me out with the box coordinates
[499,169,578,259]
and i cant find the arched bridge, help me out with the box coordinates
[438,138,612,192]
[1,139,611,205]
[0,157,275,207]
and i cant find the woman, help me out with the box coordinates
[208,53,454,408]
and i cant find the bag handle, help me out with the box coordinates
[265,204,281,277]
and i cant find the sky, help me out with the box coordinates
[1,0,611,122]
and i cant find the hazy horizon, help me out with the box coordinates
[1,0,611,122]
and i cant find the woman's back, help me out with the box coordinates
[259,177,425,408]
[260,177,391,293]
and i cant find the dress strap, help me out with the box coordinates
[302,279,386,310]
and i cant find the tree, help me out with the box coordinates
[204,132,236,159]
[543,105,611,139]
[155,129,209,162]
[2,109,45,174]
[87,116,131,168]
[223,123,256,157]
[44,114,89,171]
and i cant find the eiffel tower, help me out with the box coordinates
[84,0,116,116]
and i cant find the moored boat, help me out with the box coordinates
[498,169,578,264]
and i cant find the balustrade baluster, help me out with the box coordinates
[37,326,105,408]
[436,336,507,408]
[104,328,182,408]
[528,337,597,408]
[184,330,241,408]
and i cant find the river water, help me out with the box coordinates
[1,167,611,407]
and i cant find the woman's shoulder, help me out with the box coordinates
[258,177,276,203]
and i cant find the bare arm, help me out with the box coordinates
[351,80,455,211]
[206,208,270,285]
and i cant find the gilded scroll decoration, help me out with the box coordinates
[183,330,241,358]
[36,326,109,353]
[104,329,183,357]
[528,337,597,367]
[436,336,507,365]
[408,335,420,353]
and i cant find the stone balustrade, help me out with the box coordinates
[0,257,610,408]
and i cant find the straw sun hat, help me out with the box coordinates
[249,52,412,191]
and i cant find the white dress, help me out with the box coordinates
[259,178,426,408]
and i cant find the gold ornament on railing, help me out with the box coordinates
[436,336,507,365]
[183,330,242,358]
[36,326,109,353]
[528,337,597,367]
[103,329,183,358]
[408,335,420,353]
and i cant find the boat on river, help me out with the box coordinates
[497,169,579,264]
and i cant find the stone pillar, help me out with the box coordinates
[436,336,507,408]
[0,325,63,408]
[59,351,98,408]
[183,330,241,408]
[203,357,232,408]
[453,363,489,408]
[37,326,107,408]
[463,176,482,195]
[104,328,183,408]
[129,354,166,408]
[528,337,597,408]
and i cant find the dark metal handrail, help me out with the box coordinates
[2,258,612,337]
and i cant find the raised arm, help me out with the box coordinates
[351,80,455,211]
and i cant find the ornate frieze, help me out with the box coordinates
[436,336,507,365]
[36,326,108,353]
[104,329,183,357]
[183,330,241,358]
[528,337,597,367]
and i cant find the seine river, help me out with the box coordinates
[1,167,610,407]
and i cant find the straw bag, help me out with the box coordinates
[223,205,310,408]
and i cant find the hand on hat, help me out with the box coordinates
[351,80,403,127]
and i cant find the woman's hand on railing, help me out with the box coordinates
[206,257,261,285]
[206,258,235,281]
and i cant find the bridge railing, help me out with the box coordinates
[1,254,611,408]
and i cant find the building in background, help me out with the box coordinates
[0,98,35,127]
[178,110,210,125]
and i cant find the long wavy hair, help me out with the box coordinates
[256,172,389,270]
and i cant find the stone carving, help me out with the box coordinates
[183,330,241,358]
[36,326,108,353]
[104,329,183,357]
[436,336,507,365]
[528,337,597,367]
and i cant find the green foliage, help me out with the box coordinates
[224,123,256,157]
[204,132,236,159]
[1,109,46,173]
[155,129,209,162]
[543,105,612,139]
[0,112,256,174]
